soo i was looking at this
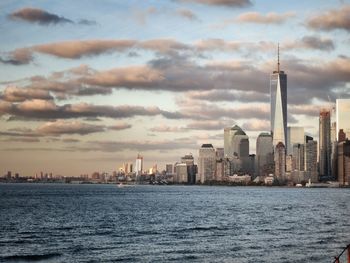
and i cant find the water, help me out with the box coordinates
[0,184,349,263]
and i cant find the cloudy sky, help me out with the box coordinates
[1,0,350,176]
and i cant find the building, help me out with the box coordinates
[304,135,318,183]
[287,127,304,155]
[338,139,350,186]
[175,163,188,183]
[336,99,350,140]
[166,164,173,175]
[215,148,224,181]
[339,129,346,142]
[319,109,332,180]
[256,132,274,176]
[224,125,250,172]
[198,144,216,183]
[270,45,287,148]
[292,143,304,171]
[274,142,286,180]
[135,154,143,176]
[181,153,196,184]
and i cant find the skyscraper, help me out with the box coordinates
[336,99,350,140]
[198,144,216,183]
[256,132,274,176]
[304,135,318,183]
[287,127,304,155]
[270,45,287,148]
[274,142,286,180]
[223,125,249,172]
[319,109,332,179]
[337,139,350,186]
[135,154,143,176]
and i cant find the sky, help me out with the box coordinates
[1,0,350,176]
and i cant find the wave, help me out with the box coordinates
[3,252,61,261]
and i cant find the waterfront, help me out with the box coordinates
[0,184,349,262]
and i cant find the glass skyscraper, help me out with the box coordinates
[270,46,287,149]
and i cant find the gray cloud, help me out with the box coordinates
[0,86,53,102]
[37,120,105,135]
[176,8,199,20]
[178,0,252,8]
[187,90,269,103]
[284,35,335,51]
[9,7,73,25]
[108,122,132,130]
[0,99,187,121]
[306,5,350,32]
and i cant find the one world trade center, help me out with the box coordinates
[270,45,287,149]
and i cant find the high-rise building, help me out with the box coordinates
[166,164,173,174]
[256,132,274,176]
[292,143,304,171]
[198,144,216,183]
[175,163,188,183]
[304,135,318,182]
[180,153,196,184]
[224,125,249,172]
[270,45,287,148]
[319,109,332,179]
[336,99,350,140]
[337,139,350,186]
[135,154,143,176]
[274,142,286,180]
[287,127,304,155]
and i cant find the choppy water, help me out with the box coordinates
[0,184,349,263]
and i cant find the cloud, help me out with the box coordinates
[284,35,334,51]
[235,11,295,24]
[133,7,158,25]
[108,122,132,130]
[0,48,33,65]
[0,100,187,120]
[37,120,105,135]
[0,86,53,102]
[186,120,230,130]
[306,5,350,32]
[150,125,185,132]
[187,90,269,103]
[8,7,73,25]
[178,0,252,8]
[78,19,97,26]
[176,9,198,20]
[241,119,270,131]
[33,39,137,59]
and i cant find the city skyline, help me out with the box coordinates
[1,0,350,176]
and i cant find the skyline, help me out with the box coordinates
[1,0,350,176]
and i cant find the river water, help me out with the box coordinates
[0,184,349,262]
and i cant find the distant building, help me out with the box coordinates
[339,129,346,142]
[175,163,188,183]
[304,135,318,183]
[198,144,216,183]
[287,127,304,155]
[271,45,287,148]
[292,143,304,171]
[319,109,332,180]
[223,125,250,172]
[256,133,274,176]
[336,99,350,140]
[135,154,143,176]
[337,139,350,186]
[166,164,173,174]
[181,153,196,184]
[274,142,286,180]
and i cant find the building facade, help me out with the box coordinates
[304,135,318,183]
[256,132,274,177]
[287,127,304,155]
[319,109,332,180]
[270,47,287,148]
[274,142,286,180]
[336,99,350,140]
[198,144,216,183]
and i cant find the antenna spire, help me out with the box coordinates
[277,43,280,73]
